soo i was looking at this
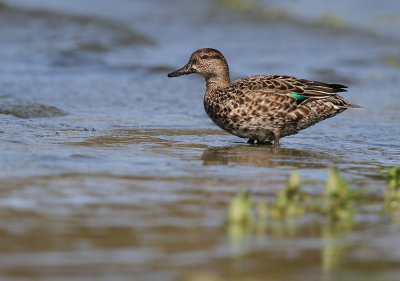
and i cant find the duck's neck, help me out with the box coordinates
[205,71,230,90]
[205,75,230,90]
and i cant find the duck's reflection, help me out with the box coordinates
[201,144,336,169]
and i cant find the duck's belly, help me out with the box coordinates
[205,107,276,141]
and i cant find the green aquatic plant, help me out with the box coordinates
[318,13,346,28]
[322,218,353,274]
[221,0,255,10]
[217,0,286,22]
[382,167,400,211]
[225,190,254,256]
[225,191,268,232]
[323,167,360,222]
[382,166,400,189]
[226,190,253,225]
[255,200,268,233]
[225,167,365,235]
[321,168,357,273]
[383,54,400,69]
[271,170,305,217]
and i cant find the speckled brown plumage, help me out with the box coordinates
[168,48,360,147]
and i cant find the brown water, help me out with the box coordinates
[0,0,400,280]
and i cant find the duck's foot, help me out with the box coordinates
[247,139,255,144]
[256,140,272,145]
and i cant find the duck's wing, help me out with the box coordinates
[231,75,348,100]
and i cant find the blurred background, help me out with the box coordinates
[0,0,399,280]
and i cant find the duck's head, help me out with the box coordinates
[168,48,230,86]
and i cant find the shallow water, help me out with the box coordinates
[0,0,400,280]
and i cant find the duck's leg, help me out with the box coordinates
[247,139,255,144]
[273,133,280,148]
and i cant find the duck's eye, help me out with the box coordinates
[201,55,210,59]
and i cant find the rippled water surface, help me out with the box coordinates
[0,0,400,280]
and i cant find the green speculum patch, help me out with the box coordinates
[290,93,309,104]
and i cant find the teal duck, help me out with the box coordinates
[168,48,360,147]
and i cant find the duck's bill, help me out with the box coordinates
[167,64,196,77]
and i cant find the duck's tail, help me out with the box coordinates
[304,95,362,109]
[290,95,361,132]
[344,103,362,109]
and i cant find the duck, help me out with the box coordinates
[167,48,360,147]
